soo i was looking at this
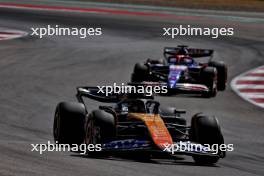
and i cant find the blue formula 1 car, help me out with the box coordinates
[131,46,227,97]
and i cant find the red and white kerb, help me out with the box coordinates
[231,66,264,108]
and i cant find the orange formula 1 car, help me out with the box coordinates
[53,86,226,165]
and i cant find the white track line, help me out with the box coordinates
[237,77,264,80]
[251,69,264,74]
[235,85,264,89]
[0,30,28,41]
[241,93,264,98]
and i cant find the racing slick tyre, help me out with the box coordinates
[190,114,225,165]
[53,102,86,145]
[201,67,217,98]
[85,110,116,157]
[131,63,148,82]
[209,61,227,91]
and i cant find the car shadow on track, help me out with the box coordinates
[70,153,219,167]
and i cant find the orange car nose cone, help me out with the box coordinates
[129,113,173,149]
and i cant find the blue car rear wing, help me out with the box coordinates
[164,46,214,58]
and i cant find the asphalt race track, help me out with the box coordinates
[0,5,263,176]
